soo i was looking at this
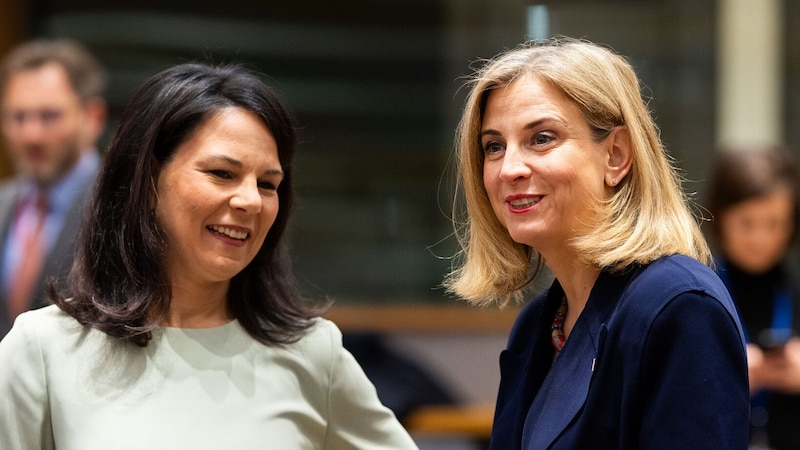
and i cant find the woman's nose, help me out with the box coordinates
[230,180,262,214]
[498,146,530,182]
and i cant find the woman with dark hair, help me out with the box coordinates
[706,145,800,450]
[0,63,417,449]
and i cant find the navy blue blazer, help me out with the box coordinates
[490,255,750,449]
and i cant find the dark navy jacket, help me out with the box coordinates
[490,255,750,449]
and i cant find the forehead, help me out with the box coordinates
[172,108,279,163]
[491,75,566,105]
[2,62,80,109]
[729,187,795,216]
[481,74,583,126]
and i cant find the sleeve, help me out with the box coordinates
[637,291,750,449]
[0,313,55,450]
[320,321,419,450]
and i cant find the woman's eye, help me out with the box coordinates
[257,180,278,191]
[483,141,505,155]
[209,169,232,179]
[532,132,555,146]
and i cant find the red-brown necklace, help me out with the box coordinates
[551,296,568,352]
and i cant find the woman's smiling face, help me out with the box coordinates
[155,107,283,289]
[719,186,795,274]
[480,74,613,257]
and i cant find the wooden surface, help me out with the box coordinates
[324,304,519,333]
[406,403,495,438]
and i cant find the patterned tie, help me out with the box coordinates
[7,192,49,320]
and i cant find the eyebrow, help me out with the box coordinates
[209,154,284,176]
[480,117,567,138]
[206,154,240,166]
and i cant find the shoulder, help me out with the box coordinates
[4,305,83,340]
[1,305,88,351]
[0,180,18,212]
[0,305,93,380]
[614,255,743,345]
[298,317,342,346]
[631,254,727,297]
[0,178,18,196]
[284,318,344,368]
[622,255,733,316]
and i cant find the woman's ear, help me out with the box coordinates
[605,125,633,187]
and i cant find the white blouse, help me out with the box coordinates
[0,306,418,450]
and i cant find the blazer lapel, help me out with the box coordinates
[521,316,599,449]
[490,289,560,450]
[520,268,631,449]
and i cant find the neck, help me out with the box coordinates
[544,251,601,338]
[162,280,232,328]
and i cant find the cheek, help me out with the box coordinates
[761,224,792,252]
[259,198,281,236]
[551,166,582,200]
[48,118,79,144]
[482,167,506,219]
[718,220,743,249]
[569,160,606,201]
[721,233,746,256]
[154,198,179,238]
[154,180,193,233]
[482,162,501,198]
[719,223,769,262]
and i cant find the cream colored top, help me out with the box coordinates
[0,305,418,450]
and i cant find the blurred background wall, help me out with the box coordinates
[0,0,794,307]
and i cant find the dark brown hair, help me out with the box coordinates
[706,144,800,244]
[53,63,326,347]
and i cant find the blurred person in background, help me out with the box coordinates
[706,144,800,450]
[0,38,106,337]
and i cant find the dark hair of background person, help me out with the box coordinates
[706,144,800,245]
[51,63,326,347]
[0,38,106,102]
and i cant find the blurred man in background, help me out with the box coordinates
[0,39,106,337]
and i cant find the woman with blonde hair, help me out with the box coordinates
[445,37,749,449]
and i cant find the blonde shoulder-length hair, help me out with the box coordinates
[444,38,711,307]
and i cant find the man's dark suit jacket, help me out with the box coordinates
[0,170,96,337]
[490,255,750,450]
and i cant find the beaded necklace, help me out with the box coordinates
[551,296,568,352]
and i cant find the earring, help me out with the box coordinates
[611,178,617,185]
